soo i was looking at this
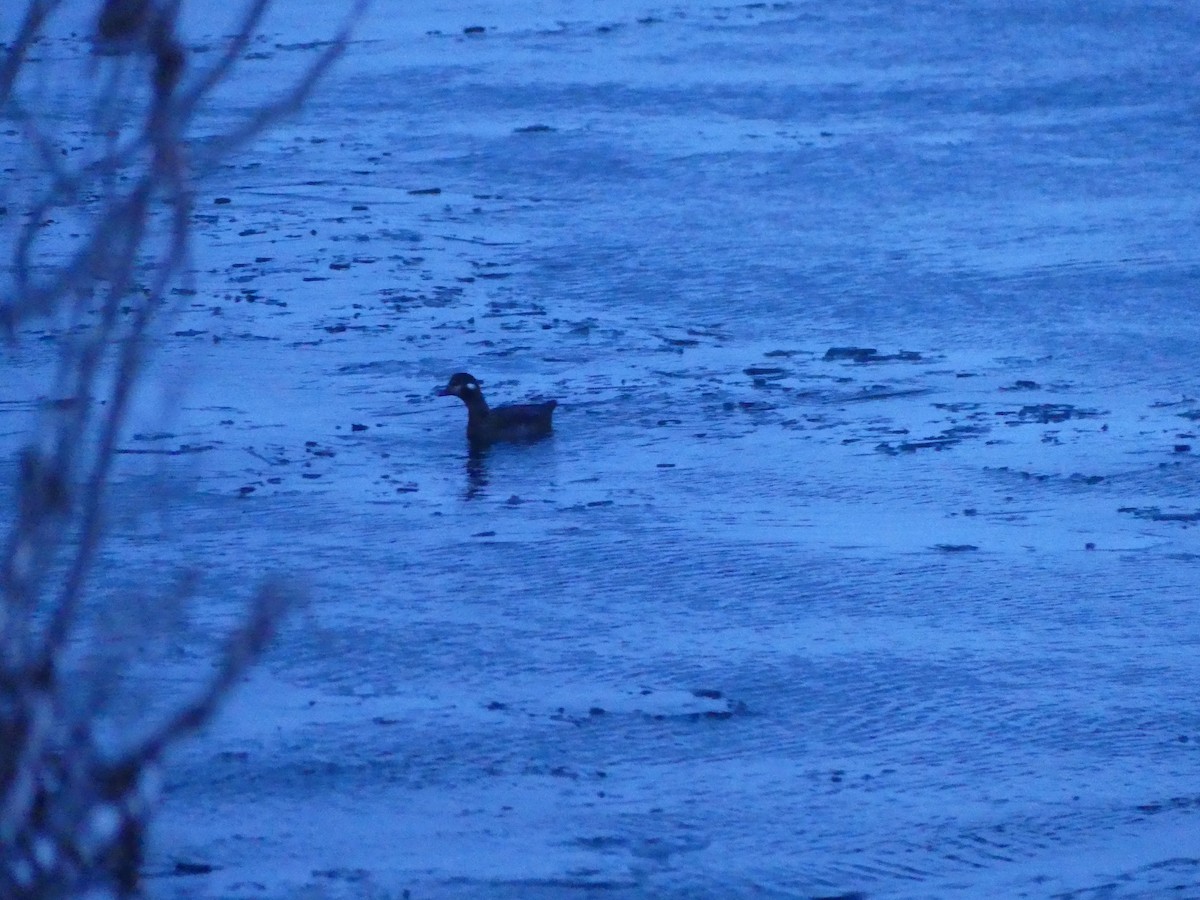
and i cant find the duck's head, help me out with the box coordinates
[438,372,483,401]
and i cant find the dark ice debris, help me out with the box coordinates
[692,688,723,699]
[876,438,959,454]
[486,299,545,317]
[463,25,486,35]
[172,861,218,876]
[743,366,789,378]
[876,423,986,453]
[686,700,748,722]
[514,123,555,133]
[824,347,922,363]
[933,401,981,412]
[313,868,370,882]
[1000,379,1041,391]
[727,400,776,411]
[1118,506,1200,522]
[825,346,876,361]
[351,423,368,432]
[934,544,978,552]
[1008,404,1104,424]
[407,186,442,195]
[117,443,213,456]
[272,40,332,52]
[478,345,530,358]
[845,386,930,402]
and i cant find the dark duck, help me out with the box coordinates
[438,373,557,446]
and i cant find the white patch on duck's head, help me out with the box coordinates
[441,373,482,397]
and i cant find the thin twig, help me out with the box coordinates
[174,0,270,113]
[2,0,367,891]
[124,580,289,769]
[193,0,369,167]
[0,0,62,103]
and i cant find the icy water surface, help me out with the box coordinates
[6,0,1200,897]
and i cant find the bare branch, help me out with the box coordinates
[175,0,270,111]
[125,580,291,768]
[0,0,62,103]
[193,0,369,166]
[2,0,365,893]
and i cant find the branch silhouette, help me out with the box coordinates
[1,1,365,894]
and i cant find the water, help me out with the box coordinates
[4,1,1200,897]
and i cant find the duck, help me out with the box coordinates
[438,372,557,446]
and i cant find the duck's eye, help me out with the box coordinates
[465,382,478,391]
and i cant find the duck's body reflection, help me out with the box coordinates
[464,445,490,500]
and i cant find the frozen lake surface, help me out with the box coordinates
[5,0,1200,897]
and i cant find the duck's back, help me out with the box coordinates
[468,399,556,445]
